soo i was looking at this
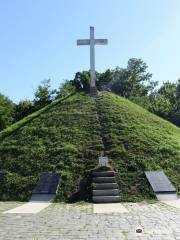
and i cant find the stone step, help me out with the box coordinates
[93,183,118,190]
[93,177,116,183]
[93,189,119,196]
[92,171,115,177]
[93,196,120,203]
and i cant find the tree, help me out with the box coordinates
[109,58,157,98]
[151,81,179,125]
[73,71,90,92]
[56,80,75,99]
[34,79,55,109]
[14,100,35,121]
[158,81,177,106]
[96,69,113,90]
[72,58,157,98]
[171,110,180,127]
[176,79,180,109]
[148,95,174,119]
[0,93,15,131]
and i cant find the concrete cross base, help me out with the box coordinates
[90,86,98,97]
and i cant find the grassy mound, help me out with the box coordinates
[0,93,103,201]
[97,92,180,201]
[0,91,179,202]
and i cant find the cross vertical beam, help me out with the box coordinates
[77,27,108,96]
[90,26,96,88]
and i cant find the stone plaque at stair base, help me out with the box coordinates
[33,173,61,194]
[145,171,176,193]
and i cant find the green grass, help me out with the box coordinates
[0,91,180,202]
[0,93,103,201]
[97,92,180,201]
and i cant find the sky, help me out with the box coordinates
[0,0,180,103]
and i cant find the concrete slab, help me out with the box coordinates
[3,202,51,214]
[156,193,178,201]
[162,200,180,210]
[30,194,55,202]
[93,203,128,214]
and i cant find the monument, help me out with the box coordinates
[145,171,178,201]
[32,172,61,195]
[77,26,108,96]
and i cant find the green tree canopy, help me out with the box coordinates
[34,79,55,108]
[110,58,157,97]
[56,80,75,98]
[14,100,35,121]
[72,58,157,98]
[73,71,90,92]
[0,93,15,130]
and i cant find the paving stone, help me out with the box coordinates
[0,202,180,239]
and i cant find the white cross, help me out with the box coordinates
[77,26,108,91]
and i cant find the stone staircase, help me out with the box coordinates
[92,170,120,203]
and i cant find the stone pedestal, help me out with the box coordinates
[90,86,97,97]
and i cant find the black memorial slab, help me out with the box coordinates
[33,173,61,194]
[0,172,5,182]
[145,171,176,194]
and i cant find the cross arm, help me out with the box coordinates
[77,39,90,45]
[94,39,108,45]
[77,39,108,46]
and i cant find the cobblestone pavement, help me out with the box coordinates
[0,201,180,240]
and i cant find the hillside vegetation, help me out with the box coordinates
[0,93,103,201]
[0,91,179,202]
[97,92,180,201]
